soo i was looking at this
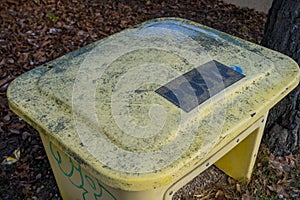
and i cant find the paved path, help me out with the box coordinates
[223,0,273,13]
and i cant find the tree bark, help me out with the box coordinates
[261,0,300,155]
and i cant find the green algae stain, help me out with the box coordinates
[49,141,117,200]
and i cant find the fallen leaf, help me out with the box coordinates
[1,148,20,165]
[242,190,250,200]
[14,148,20,160]
[215,190,226,200]
[1,156,18,165]
[236,183,242,193]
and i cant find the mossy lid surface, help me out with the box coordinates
[7,18,299,191]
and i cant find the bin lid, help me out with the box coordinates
[7,18,299,191]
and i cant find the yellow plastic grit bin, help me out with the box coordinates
[7,18,300,200]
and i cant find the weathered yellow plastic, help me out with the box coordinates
[7,18,299,200]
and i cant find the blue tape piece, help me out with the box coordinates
[229,65,243,74]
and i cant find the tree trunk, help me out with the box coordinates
[261,0,300,155]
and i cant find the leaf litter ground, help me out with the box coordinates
[1,0,299,199]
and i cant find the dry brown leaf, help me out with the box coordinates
[236,183,242,193]
[215,190,226,200]
[241,190,250,200]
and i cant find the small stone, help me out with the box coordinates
[36,173,42,179]
[10,129,20,134]
[3,114,10,122]
[290,123,297,129]
[22,131,31,140]
[0,142,6,150]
